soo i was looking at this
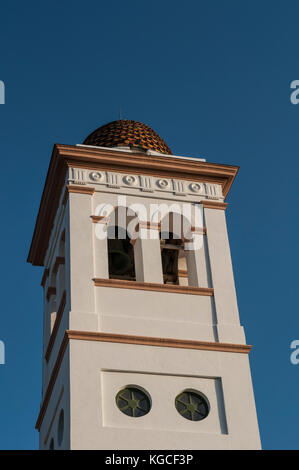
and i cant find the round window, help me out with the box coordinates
[116,386,151,418]
[175,390,209,421]
[57,409,64,446]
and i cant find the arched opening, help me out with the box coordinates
[160,212,191,286]
[160,232,187,285]
[107,207,137,281]
[108,226,135,280]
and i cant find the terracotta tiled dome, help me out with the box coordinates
[83,120,172,155]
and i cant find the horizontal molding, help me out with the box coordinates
[191,226,207,235]
[137,221,160,231]
[201,201,228,210]
[62,185,95,206]
[178,269,188,278]
[36,328,251,431]
[66,184,95,195]
[91,219,207,237]
[91,215,109,224]
[61,146,238,197]
[67,330,251,354]
[45,291,67,363]
[93,278,214,296]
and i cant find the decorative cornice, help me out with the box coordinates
[93,278,214,296]
[45,291,66,363]
[35,329,251,431]
[201,201,228,210]
[76,169,222,198]
[27,144,238,266]
[28,145,68,266]
[59,145,238,196]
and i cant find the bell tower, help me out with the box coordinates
[28,120,261,449]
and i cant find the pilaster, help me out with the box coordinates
[133,223,163,283]
[204,206,245,343]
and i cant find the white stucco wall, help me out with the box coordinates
[38,161,260,450]
[69,339,261,450]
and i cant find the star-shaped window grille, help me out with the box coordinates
[175,390,209,421]
[116,387,151,418]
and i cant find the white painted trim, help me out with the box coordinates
[75,144,206,162]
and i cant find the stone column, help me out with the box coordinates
[132,222,163,283]
[92,216,109,279]
[185,228,211,287]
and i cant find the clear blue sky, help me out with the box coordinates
[0,0,299,450]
